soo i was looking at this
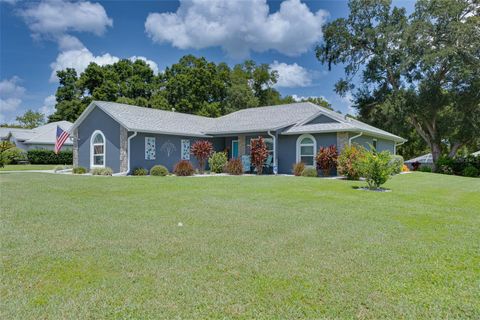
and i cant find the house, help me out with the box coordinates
[405,153,433,169]
[0,121,73,151]
[70,101,406,174]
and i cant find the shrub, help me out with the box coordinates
[462,165,479,177]
[91,167,113,176]
[435,156,454,174]
[389,155,404,175]
[292,162,305,176]
[190,140,213,173]
[132,167,148,176]
[402,164,410,172]
[27,149,73,164]
[3,147,27,164]
[150,165,169,176]
[73,166,87,174]
[357,150,393,189]
[208,152,227,173]
[419,166,432,173]
[316,145,338,177]
[225,158,243,175]
[337,145,364,180]
[174,160,195,176]
[438,165,452,174]
[0,141,16,167]
[301,166,318,177]
[250,137,268,175]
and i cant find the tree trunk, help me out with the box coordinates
[448,142,463,158]
[430,142,442,172]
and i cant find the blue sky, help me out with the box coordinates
[0,0,415,123]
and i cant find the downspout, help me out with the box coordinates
[267,130,277,174]
[348,132,363,146]
[394,141,406,155]
[117,131,137,176]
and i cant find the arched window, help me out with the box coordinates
[296,134,316,166]
[90,130,105,167]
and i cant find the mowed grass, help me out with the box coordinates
[0,164,57,171]
[1,173,479,319]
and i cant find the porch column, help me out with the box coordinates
[336,132,349,153]
[72,128,78,167]
[119,126,128,172]
[238,134,246,156]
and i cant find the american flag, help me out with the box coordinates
[54,126,70,154]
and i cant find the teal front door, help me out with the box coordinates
[232,140,239,159]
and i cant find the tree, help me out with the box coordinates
[250,137,269,175]
[299,96,332,110]
[0,141,15,167]
[190,140,213,173]
[16,109,45,128]
[316,0,480,170]
[49,68,84,122]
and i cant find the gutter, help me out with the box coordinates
[394,141,406,155]
[267,130,277,174]
[348,132,363,146]
[116,131,137,176]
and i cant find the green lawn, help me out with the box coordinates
[1,173,479,319]
[0,164,57,171]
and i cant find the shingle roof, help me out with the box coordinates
[0,121,73,145]
[24,121,73,145]
[72,101,405,142]
[204,102,321,134]
[89,101,214,137]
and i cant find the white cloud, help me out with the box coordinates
[50,46,159,81]
[0,77,25,117]
[291,94,329,102]
[339,92,357,115]
[129,56,159,75]
[270,61,312,88]
[145,0,328,58]
[39,95,56,116]
[19,0,112,41]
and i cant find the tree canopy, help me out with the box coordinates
[15,109,45,129]
[316,0,480,164]
[48,55,313,122]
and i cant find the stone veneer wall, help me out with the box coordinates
[336,132,349,153]
[119,126,128,172]
[72,128,79,167]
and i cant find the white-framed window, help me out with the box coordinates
[90,130,106,168]
[296,134,316,166]
[181,139,190,160]
[145,137,156,160]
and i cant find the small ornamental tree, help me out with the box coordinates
[316,145,338,176]
[357,150,394,189]
[190,140,213,173]
[250,137,269,175]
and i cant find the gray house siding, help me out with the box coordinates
[77,107,121,172]
[277,133,337,174]
[305,114,339,125]
[349,134,395,154]
[129,133,210,172]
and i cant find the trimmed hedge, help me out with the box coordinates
[27,150,73,164]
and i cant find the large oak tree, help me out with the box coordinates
[317,0,480,168]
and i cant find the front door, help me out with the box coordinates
[232,140,239,159]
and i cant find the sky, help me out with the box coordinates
[0,0,416,123]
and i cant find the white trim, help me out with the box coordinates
[394,141,405,155]
[231,140,238,158]
[296,133,316,166]
[90,130,106,168]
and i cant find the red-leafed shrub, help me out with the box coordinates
[250,137,269,175]
[316,145,338,177]
[292,162,305,176]
[174,160,195,176]
[226,158,243,175]
[191,140,213,173]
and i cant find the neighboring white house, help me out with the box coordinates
[0,121,73,151]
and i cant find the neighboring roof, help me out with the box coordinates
[24,121,73,145]
[72,101,214,137]
[0,127,32,140]
[405,153,433,164]
[0,121,73,145]
[71,101,406,142]
[204,102,321,134]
